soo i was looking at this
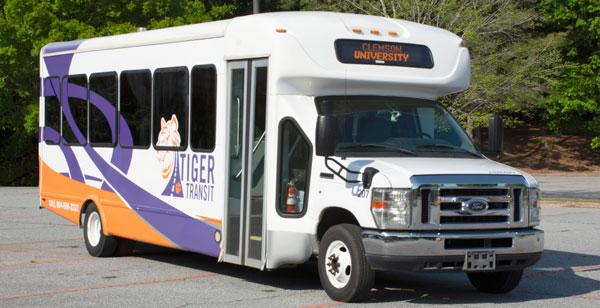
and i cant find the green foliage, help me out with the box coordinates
[541,0,600,148]
[0,0,234,185]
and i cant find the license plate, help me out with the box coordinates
[463,251,496,271]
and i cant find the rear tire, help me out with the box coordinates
[84,203,117,257]
[318,224,374,302]
[115,237,136,256]
[467,269,523,293]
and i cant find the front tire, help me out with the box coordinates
[318,224,374,302]
[467,269,523,293]
[84,203,117,257]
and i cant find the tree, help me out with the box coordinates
[0,0,235,185]
[301,1,565,133]
[542,0,600,148]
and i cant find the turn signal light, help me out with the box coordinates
[372,201,387,209]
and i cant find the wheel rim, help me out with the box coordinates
[325,240,352,288]
[87,212,102,247]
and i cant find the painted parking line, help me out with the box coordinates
[298,302,344,308]
[0,238,83,246]
[0,273,218,301]
[524,264,600,278]
[0,247,88,256]
[0,215,44,221]
[0,225,75,231]
[518,290,600,300]
[0,257,95,268]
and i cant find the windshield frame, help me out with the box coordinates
[314,95,483,158]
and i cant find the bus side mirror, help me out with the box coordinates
[488,116,504,157]
[316,115,338,156]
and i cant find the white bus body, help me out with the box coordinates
[39,12,543,301]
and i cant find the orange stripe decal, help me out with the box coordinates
[39,160,175,248]
[196,215,222,227]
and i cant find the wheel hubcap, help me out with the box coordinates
[87,212,101,247]
[325,240,352,288]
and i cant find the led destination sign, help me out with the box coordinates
[335,39,434,68]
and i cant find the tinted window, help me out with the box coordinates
[120,70,151,148]
[62,75,88,145]
[191,65,217,151]
[153,67,188,150]
[44,77,61,144]
[89,72,117,146]
[277,120,311,216]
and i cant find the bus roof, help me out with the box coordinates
[41,12,470,99]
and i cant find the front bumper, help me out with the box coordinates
[362,228,543,272]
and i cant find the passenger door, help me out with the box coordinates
[224,59,268,268]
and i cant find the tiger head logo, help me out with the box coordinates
[156,114,181,179]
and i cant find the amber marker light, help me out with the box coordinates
[372,201,387,209]
[370,30,380,35]
[389,31,398,36]
[353,28,363,34]
[276,29,287,33]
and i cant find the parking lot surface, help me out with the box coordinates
[1,187,599,307]
[536,176,600,200]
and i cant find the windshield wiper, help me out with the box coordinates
[416,144,481,157]
[339,144,416,155]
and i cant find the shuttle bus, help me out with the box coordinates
[39,12,543,301]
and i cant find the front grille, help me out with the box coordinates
[514,189,522,221]
[441,202,461,210]
[421,189,430,223]
[440,216,509,224]
[419,185,525,229]
[440,189,509,196]
[488,202,509,210]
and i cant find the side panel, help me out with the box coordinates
[39,38,227,257]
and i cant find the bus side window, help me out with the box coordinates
[190,65,216,151]
[89,72,117,146]
[277,119,312,216]
[62,75,88,145]
[153,67,188,150]
[43,77,61,144]
[120,70,151,148]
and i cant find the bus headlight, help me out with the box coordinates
[528,188,541,226]
[371,188,411,229]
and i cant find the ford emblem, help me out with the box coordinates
[464,199,488,213]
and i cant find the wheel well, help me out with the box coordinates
[317,207,360,241]
[79,200,94,228]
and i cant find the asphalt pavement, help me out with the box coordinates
[535,176,600,200]
[1,187,599,307]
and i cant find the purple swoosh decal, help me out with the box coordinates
[63,82,87,144]
[43,52,85,183]
[84,145,220,257]
[42,127,84,182]
[43,39,87,54]
[43,46,133,180]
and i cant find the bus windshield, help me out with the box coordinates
[315,96,480,157]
